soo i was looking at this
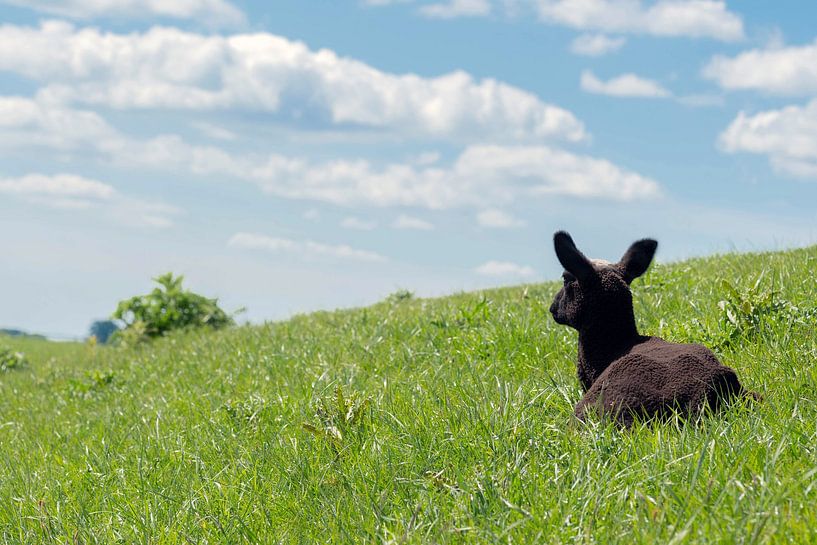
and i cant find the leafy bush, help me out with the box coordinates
[68,369,117,399]
[385,289,414,304]
[0,347,26,372]
[112,273,233,341]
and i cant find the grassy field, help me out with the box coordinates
[1,246,816,544]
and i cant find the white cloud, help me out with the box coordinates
[420,0,492,18]
[570,33,626,56]
[340,216,377,230]
[703,40,817,96]
[0,21,586,143]
[0,173,114,200]
[116,199,182,229]
[718,99,817,179]
[580,70,671,98]
[0,95,118,150]
[110,136,661,208]
[536,0,744,41]
[0,173,180,227]
[228,232,387,262]
[125,137,662,207]
[0,0,245,26]
[412,151,442,166]
[457,145,661,200]
[475,260,535,277]
[367,0,744,41]
[393,214,435,230]
[0,96,659,210]
[190,121,237,141]
[476,208,525,228]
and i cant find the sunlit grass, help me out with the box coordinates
[0,246,815,543]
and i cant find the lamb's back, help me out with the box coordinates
[575,336,742,426]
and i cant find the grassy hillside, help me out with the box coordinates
[1,246,816,544]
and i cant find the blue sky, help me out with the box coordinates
[1,0,816,338]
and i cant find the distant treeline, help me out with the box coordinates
[0,329,46,340]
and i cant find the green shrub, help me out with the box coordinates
[68,369,117,399]
[0,347,26,372]
[112,273,233,341]
[385,288,414,304]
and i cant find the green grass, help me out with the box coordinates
[1,246,816,544]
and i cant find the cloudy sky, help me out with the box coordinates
[1,0,816,337]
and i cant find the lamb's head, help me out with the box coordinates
[549,231,657,331]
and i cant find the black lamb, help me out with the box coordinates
[549,230,752,427]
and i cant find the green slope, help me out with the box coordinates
[1,246,816,544]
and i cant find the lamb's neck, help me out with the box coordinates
[576,314,640,389]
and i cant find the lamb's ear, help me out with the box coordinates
[554,231,595,284]
[618,238,658,283]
